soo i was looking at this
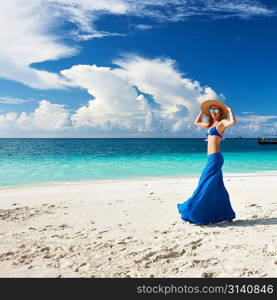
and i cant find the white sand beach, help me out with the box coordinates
[0,174,276,278]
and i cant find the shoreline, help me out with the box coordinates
[0,173,276,277]
[1,171,277,190]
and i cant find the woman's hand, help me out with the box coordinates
[225,105,232,111]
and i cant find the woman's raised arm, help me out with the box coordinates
[194,111,209,128]
[194,111,204,124]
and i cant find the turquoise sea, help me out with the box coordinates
[0,138,276,187]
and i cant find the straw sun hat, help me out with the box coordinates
[200,99,229,118]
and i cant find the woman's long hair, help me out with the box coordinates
[206,107,228,127]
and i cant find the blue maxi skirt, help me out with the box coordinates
[177,152,236,225]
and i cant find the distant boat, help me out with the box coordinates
[258,135,277,145]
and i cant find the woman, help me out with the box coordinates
[177,99,237,225]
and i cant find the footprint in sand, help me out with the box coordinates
[98,230,110,235]
[240,267,260,276]
[190,258,218,268]
[135,247,187,264]
[201,271,215,278]
[59,224,69,229]
[184,238,202,250]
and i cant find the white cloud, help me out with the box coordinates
[236,122,261,132]
[60,64,151,132]
[48,0,129,41]
[57,54,274,138]
[11,100,71,132]
[57,54,222,135]
[236,115,277,123]
[208,0,273,19]
[47,0,274,38]
[0,1,79,89]
[136,24,153,30]
[112,54,220,130]
[1,47,277,137]
[47,0,274,35]
[0,0,274,89]
[0,96,35,104]
[221,114,277,137]
[0,97,276,137]
[0,112,18,132]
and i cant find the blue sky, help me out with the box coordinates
[0,0,277,137]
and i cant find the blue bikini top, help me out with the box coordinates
[206,126,223,138]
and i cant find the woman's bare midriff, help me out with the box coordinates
[207,135,221,155]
